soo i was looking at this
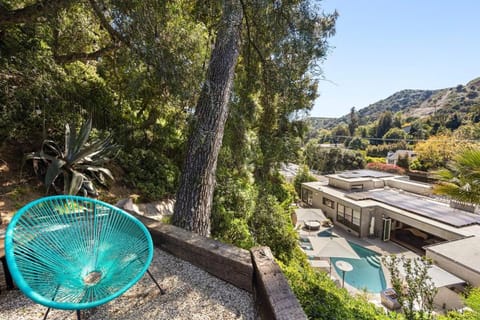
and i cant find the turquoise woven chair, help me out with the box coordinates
[5,195,164,320]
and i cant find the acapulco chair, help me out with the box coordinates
[5,195,165,320]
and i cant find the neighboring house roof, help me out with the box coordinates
[427,236,480,275]
[386,150,417,161]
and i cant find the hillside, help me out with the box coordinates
[311,77,480,130]
[305,117,337,130]
[356,89,440,122]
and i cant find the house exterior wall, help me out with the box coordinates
[302,177,472,252]
[426,250,480,287]
[376,207,463,241]
[302,185,373,238]
[301,185,323,208]
[434,287,464,310]
[328,177,374,191]
[303,183,464,241]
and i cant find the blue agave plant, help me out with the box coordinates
[26,118,118,196]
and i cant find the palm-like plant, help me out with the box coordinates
[26,118,118,196]
[433,148,480,205]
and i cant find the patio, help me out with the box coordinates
[0,247,255,320]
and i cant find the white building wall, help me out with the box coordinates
[386,178,432,196]
[434,287,464,311]
[426,251,480,287]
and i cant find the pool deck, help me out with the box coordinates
[302,223,420,307]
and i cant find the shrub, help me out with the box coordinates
[293,165,317,197]
[249,193,297,263]
[366,141,408,157]
[306,147,365,174]
[366,162,406,175]
[348,136,369,150]
[366,156,386,164]
[280,248,392,319]
[117,148,179,201]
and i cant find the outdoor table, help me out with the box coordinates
[335,260,353,288]
[305,220,321,231]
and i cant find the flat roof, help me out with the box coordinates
[334,169,395,179]
[302,181,327,190]
[367,189,480,228]
[427,237,480,273]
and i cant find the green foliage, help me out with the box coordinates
[383,127,407,142]
[348,107,359,136]
[366,162,406,175]
[366,156,386,164]
[325,89,439,128]
[366,141,408,157]
[465,287,480,315]
[348,136,369,150]
[440,287,480,320]
[382,255,437,320]
[25,118,118,196]
[293,165,317,198]
[375,111,393,142]
[280,248,393,320]
[409,120,431,140]
[396,154,410,170]
[445,113,462,130]
[433,148,480,205]
[413,134,467,171]
[243,0,337,176]
[249,193,297,262]
[117,148,179,202]
[305,144,365,173]
[211,146,257,249]
[331,123,350,143]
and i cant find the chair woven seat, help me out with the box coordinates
[5,195,154,312]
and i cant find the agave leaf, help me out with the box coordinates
[65,123,70,160]
[24,152,44,160]
[68,170,85,195]
[71,118,92,161]
[45,158,66,192]
[38,151,59,163]
[93,167,114,180]
[80,180,98,197]
[77,165,114,180]
[71,135,113,165]
[42,140,63,158]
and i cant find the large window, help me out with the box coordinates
[336,204,361,232]
[352,210,361,226]
[323,197,335,209]
[302,188,313,206]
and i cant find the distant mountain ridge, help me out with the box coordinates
[310,77,480,129]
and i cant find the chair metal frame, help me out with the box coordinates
[5,195,164,319]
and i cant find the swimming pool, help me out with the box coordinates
[330,242,387,293]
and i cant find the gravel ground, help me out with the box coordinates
[0,248,255,320]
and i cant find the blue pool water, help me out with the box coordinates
[331,242,387,293]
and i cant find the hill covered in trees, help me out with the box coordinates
[304,77,480,175]
[309,77,480,132]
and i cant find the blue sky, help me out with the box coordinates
[311,0,480,118]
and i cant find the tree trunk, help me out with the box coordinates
[172,0,243,236]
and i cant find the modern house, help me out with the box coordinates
[301,169,480,287]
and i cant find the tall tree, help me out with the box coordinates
[172,0,243,236]
[375,111,393,141]
[348,106,358,136]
